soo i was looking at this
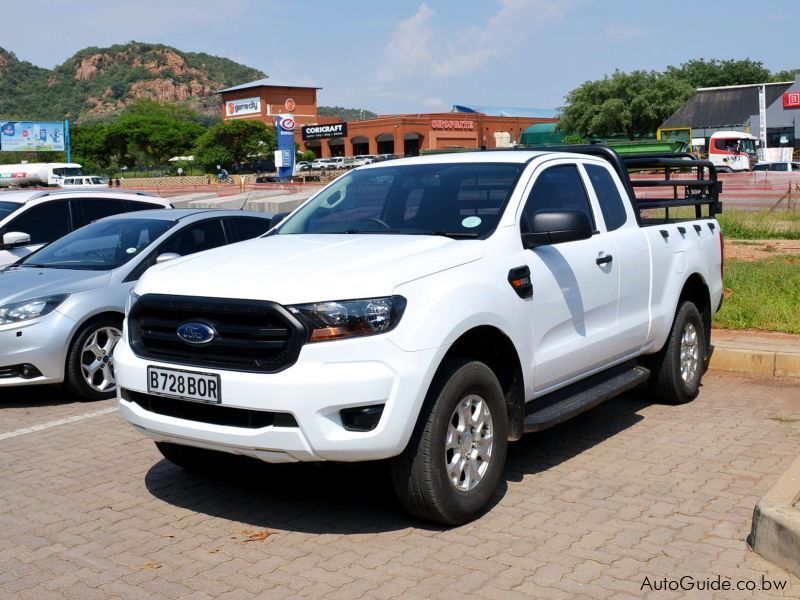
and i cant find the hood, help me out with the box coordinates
[137,234,484,304]
[0,267,111,305]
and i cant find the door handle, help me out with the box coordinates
[595,254,613,266]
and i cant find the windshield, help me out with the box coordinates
[0,201,21,220]
[276,162,525,238]
[20,218,173,270]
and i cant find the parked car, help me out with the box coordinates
[353,155,375,167]
[117,147,723,524]
[61,176,109,187]
[296,161,312,171]
[0,189,171,268]
[310,158,329,170]
[753,162,800,172]
[0,209,275,400]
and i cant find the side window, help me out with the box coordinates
[228,217,270,242]
[160,219,227,257]
[75,198,129,226]
[522,164,595,231]
[0,201,71,244]
[584,164,628,231]
[126,201,169,212]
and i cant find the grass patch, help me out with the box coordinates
[770,415,800,424]
[717,210,800,240]
[713,255,800,334]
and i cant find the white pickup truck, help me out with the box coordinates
[117,146,724,524]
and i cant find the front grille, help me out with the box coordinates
[123,389,298,429]
[129,294,306,373]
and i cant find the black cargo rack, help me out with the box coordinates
[514,144,723,220]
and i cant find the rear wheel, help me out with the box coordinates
[391,359,508,525]
[65,316,122,401]
[648,301,705,404]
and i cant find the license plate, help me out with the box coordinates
[147,366,221,404]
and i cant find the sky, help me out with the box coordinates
[1,0,798,114]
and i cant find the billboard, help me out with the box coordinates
[1,121,66,151]
[301,122,348,141]
[225,97,261,117]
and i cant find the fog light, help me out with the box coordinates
[20,363,42,379]
[340,404,385,432]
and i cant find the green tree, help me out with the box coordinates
[559,70,694,140]
[109,99,205,165]
[71,122,114,172]
[772,68,800,82]
[193,120,277,168]
[667,58,771,88]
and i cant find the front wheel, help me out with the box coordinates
[647,301,705,404]
[390,359,508,525]
[65,316,123,401]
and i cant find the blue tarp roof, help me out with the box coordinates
[216,78,321,93]
[452,104,557,118]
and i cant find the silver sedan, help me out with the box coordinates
[0,208,274,400]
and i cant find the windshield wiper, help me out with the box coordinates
[428,231,480,239]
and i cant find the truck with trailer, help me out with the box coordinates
[116,145,724,525]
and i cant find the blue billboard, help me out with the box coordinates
[1,121,66,152]
[275,114,296,178]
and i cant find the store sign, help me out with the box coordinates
[285,98,296,112]
[301,123,348,140]
[225,96,261,117]
[1,121,65,151]
[431,119,474,130]
[784,92,800,109]
[276,114,296,178]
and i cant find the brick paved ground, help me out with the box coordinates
[1,372,799,599]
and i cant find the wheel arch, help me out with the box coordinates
[433,325,525,441]
[677,272,712,351]
[64,310,125,369]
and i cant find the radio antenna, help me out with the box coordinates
[238,191,252,211]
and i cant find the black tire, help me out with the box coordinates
[390,359,508,525]
[65,315,123,401]
[155,441,237,474]
[647,301,705,405]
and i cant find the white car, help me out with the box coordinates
[753,162,800,172]
[117,147,724,524]
[0,189,171,268]
[61,176,109,187]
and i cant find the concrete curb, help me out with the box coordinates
[749,454,800,578]
[710,330,800,378]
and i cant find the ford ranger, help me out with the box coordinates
[116,146,724,524]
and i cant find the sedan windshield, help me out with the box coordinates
[276,162,525,239]
[20,218,173,270]
[0,201,21,220]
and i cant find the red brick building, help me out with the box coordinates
[218,80,557,157]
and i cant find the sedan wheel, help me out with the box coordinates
[80,326,122,393]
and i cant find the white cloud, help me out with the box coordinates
[604,23,649,40]
[422,97,446,109]
[377,0,584,81]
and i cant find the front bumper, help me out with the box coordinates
[0,311,75,386]
[115,334,439,463]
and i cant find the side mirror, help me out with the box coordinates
[155,252,181,265]
[1,231,31,249]
[270,211,290,229]
[521,210,593,249]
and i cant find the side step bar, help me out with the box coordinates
[523,363,650,433]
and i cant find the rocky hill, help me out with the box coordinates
[0,42,265,122]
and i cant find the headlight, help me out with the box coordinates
[125,290,140,316]
[0,294,69,325]
[288,296,407,342]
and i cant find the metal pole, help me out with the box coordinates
[64,120,71,163]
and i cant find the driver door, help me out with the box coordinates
[519,162,621,393]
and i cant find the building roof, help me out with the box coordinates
[216,78,321,94]
[451,104,558,119]
[660,82,792,129]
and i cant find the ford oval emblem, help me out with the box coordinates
[176,322,216,345]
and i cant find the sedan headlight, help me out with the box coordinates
[125,290,140,316]
[288,296,407,342]
[0,294,69,325]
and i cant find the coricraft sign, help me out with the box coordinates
[301,123,348,140]
[225,96,261,117]
[431,119,474,130]
[784,91,800,109]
